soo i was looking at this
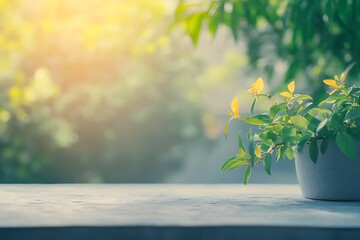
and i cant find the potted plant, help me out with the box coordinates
[223,63,360,200]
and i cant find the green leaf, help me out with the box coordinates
[247,128,253,141]
[238,131,245,150]
[297,139,308,153]
[236,148,247,158]
[221,155,248,172]
[290,115,309,130]
[329,113,344,129]
[230,3,239,40]
[224,121,230,140]
[248,142,255,166]
[281,127,297,141]
[276,146,286,162]
[243,165,251,185]
[345,106,360,121]
[320,138,329,154]
[270,104,282,118]
[273,123,284,132]
[258,131,277,146]
[243,114,272,125]
[260,143,270,152]
[258,132,276,146]
[263,154,272,175]
[309,139,318,163]
[297,102,313,114]
[307,108,331,120]
[208,17,219,36]
[289,94,313,103]
[185,13,205,45]
[208,3,222,37]
[316,118,328,134]
[220,156,236,172]
[285,147,295,160]
[336,131,356,159]
[319,94,344,105]
[349,86,360,96]
[301,129,313,140]
[223,160,248,172]
[250,98,257,114]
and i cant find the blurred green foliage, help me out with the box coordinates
[0,0,203,182]
[174,0,360,90]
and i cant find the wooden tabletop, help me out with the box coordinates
[0,184,359,240]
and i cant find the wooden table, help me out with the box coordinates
[0,184,359,240]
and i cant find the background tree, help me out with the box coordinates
[0,0,204,183]
[174,0,360,94]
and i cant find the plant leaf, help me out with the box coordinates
[221,156,248,172]
[263,154,272,175]
[273,123,284,132]
[250,97,257,114]
[319,94,344,105]
[316,118,328,134]
[329,113,344,129]
[280,91,292,98]
[287,81,295,93]
[285,147,295,160]
[345,106,360,121]
[270,104,282,118]
[297,139,308,153]
[258,131,277,146]
[224,121,230,140]
[230,4,239,40]
[230,96,239,117]
[276,147,281,161]
[336,131,356,159]
[247,128,253,141]
[238,131,245,150]
[289,94,313,103]
[254,77,264,94]
[255,144,262,158]
[309,139,318,163]
[221,156,236,172]
[223,160,248,172]
[320,138,329,154]
[290,115,309,130]
[243,165,251,185]
[307,108,330,120]
[243,114,272,125]
[340,62,356,82]
[185,13,205,45]
[323,79,340,89]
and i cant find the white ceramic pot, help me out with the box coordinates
[295,140,360,200]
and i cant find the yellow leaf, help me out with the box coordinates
[287,81,295,93]
[247,88,255,94]
[255,145,262,158]
[230,97,240,118]
[323,79,340,89]
[247,77,264,95]
[254,77,264,94]
[237,148,247,158]
[224,122,229,137]
[280,91,292,98]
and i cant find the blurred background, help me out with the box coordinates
[0,0,359,183]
